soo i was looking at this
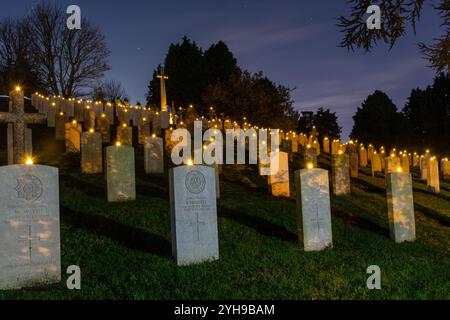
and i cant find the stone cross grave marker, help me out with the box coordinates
[0,89,46,164]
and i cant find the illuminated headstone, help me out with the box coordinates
[269,151,290,197]
[331,153,350,195]
[81,131,103,174]
[116,124,132,146]
[386,171,416,243]
[427,157,440,193]
[0,164,61,289]
[106,144,136,202]
[295,168,332,251]
[169,165,219,266]
[65,121,82,153]
[144,136,164,174]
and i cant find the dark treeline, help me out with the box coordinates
[351,73,450,156]
[146,36,300,131]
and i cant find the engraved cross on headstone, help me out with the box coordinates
[18,225,42,264]
[0,89,46,163]
[310,205,324,237]
[186,212,206,242]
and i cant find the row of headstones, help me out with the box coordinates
[31,93,246,134]
[0,157,415,289]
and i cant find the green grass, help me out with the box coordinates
[0,147,449,300]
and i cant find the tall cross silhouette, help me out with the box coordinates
[157,66,169,112]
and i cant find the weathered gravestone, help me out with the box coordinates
[400,154,410,173]
[65,121,82,153]
[442,159,450,179]
[268,151,290,198]
[138,117,151,144]
[427,157,440,193]
[371,152,382,177]
[144,136,164,174]
[385,155,401,175]
[313,140,320,156]
[331,153,350,196]
[169,165,219,266]
[331,139,340,155]
[0,165,61,289]
[116,124,133,146]
[386,171,416,243]
[349,152,359,178]
[106,145,136,202]
[359,147,368,167]
[323,137,330,154]
[97,114,111,144]
[301,146,318,168]
[420,153,431,180]
[295,168,333,251]
[81,131,103,174]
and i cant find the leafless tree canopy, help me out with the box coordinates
[0,1,110,97]
[338,0,449,72]
[92,79,126,102]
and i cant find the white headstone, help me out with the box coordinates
[169,165,219,266]
[295,168,333,251]
[0,165,61,289]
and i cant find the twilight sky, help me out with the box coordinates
[2,0,441,138]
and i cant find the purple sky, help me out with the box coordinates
[2,0,441,138]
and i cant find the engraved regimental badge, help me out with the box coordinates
[185,170,206,194]
[15,174,43,202]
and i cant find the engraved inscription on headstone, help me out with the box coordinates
[0,165,61,289]
[169,165,219,266]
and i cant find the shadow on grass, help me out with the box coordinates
[61,205,172,258]
[218,206,298,243]
[331,207,389,238]
[61,174,106,199]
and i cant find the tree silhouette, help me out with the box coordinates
[402,73,450,155]
[204,41,238,84]
[0,1,110,97]
[147,37,207,111]
[202,70,298,130]
[351,90,403,149]
[338,0,449,72]
[298,109,342,140]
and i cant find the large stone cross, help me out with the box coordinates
[0,89,46,164]
[157,66,169,112]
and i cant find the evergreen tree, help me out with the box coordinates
[402,73,450,154]
[204,41,238,84]
[350,90,403,149]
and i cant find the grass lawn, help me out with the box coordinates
[0,135,449,300]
